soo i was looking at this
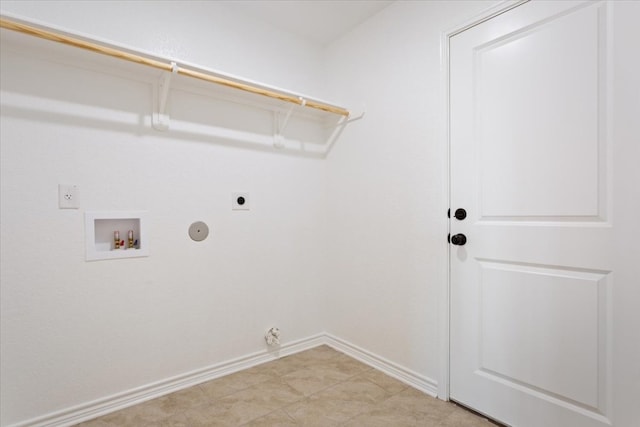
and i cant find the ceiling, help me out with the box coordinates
[223,0,395,46]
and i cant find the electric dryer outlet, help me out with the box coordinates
[232,193,250,210]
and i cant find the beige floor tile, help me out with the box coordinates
[282,398,344,426]
[439,406,498,427]
[355,368,409,394]
[187,378,306,425]
[84,396,177,426]
[253,357,305,377]
[287,345,342,363]
[285,377,390,424]
[236,377,305,408]
[197,362,279,402]
[314,375,390,404]
[239,359,286,377]
[178,401,243,426]
[381,387,457,423]
[292,394,377,424]
[282,363,354,396]
[320,358,372,379]
[200,367,277,397]
[199,376,242,401]
[243,409,298,426]
[164,385,210,411]
[151,412,190,427]
[266,345,343,377]
[416,414,454,427]
[342,406,420,427]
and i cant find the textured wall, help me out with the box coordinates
[0,2,328,425]
[324,0,494,386]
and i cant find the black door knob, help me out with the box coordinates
[454,208,467,220]
[451,234,467,246]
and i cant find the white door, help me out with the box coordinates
[449,1,631,426]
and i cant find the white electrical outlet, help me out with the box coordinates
[58,184,80,209]
[232,192,250,210]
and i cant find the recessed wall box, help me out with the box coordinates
[85,211,149,261]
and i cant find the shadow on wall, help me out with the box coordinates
[0,104,343,159]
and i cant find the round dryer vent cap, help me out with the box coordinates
[188,221,209,242]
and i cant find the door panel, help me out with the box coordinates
[479,261,605,409]
[450,1,614,426]
[477,4,602,219]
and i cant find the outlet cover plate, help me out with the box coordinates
[59,184,80,209]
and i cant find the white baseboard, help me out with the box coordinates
[324,334,439,397]
[8,333,438,427]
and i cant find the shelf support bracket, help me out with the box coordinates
[152,62,178,131]
[322,109,366,155]
[273,98,303,148]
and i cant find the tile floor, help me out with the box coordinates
[76,345,495,426]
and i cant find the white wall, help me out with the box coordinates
[0,2,329,426]
[324,0,492,386]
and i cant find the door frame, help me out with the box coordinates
[438,0,529,401]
